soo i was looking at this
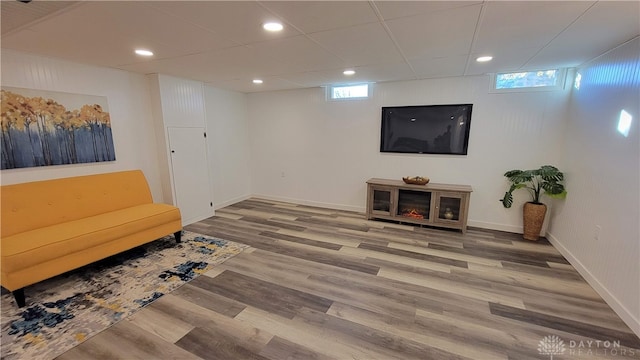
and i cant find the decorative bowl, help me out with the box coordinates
[402,176,430,185]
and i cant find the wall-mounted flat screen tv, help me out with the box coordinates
[380,104,473,155]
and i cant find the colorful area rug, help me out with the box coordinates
[0,231,248,360]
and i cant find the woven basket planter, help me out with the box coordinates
[523,202,546,241]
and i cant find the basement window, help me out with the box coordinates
[492,69,565,91]
[329,83,370,100]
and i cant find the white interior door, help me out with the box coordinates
[167,126,213,225]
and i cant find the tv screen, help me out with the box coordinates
[380,104,472,155]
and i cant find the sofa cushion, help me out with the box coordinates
[1,170,154,238]
[1,203,180,273]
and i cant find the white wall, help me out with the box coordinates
[247,75,571,232]
[549,38,640,335]
[204,86,252,208]
[0,50,165,202]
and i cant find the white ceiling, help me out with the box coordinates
[1,1,639,93]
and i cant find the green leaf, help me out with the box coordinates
[539,165,563,182]
[541,181,565,196]
[504,169,533,184]
[501,191,514,208]
[547,189,567,199]
[504,169,523,178]
[500,184,526,208]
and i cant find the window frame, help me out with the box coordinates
[327,83,371,101]
[490,68,567,93]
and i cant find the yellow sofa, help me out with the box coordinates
[1,170,182,307]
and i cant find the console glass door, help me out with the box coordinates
[373,189,391,213]
[436,194,462,223]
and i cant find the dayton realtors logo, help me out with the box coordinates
[538,335,566,359]
[538,334,637,358]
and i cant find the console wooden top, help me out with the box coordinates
[366,178,473,193]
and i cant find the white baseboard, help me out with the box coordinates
[213,194,252,210]
[251,194,365,213]
[467,220,547,237]
[547,232,640,338]
[467,220,522,234]
[181,211,215,227]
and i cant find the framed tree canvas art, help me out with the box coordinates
[1,87,115,169]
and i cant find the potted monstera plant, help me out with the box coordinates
[500,165,567,241]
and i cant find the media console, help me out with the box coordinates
[366,178,472,233]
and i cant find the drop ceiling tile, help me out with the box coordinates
[121,36,344,84]
[384,4,482,59]
[309,22,404,66]
[525,1,640,69]
[2,25,136,69]
[0,1,79,35]
[123,3,239,57]
[247,35,345,74]
[464,48,541,75]
[350,62,416,84]
[1,2,238,67]
[120,46,278,82]
[210,76,305,93]
[409,55,468,79]
[472,1,595,53]
[276,61,415,88]
[521,49,585,71]
[146,1,301,45]
[261,1,379,34]
[281,69,360,87]
[374,1,481,21]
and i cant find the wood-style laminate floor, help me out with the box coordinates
[58,199,640,360]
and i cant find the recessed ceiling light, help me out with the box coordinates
[253,79,263,84]
[343,70,356,76]
[263,22,283,32]
[476,56,493,62]
[134,49,154,57]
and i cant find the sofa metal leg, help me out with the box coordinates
[174,230,182,243]
[13,288,25,308]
